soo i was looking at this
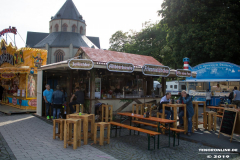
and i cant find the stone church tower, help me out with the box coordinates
[26,0,100,64]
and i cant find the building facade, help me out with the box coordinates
[26,0,100,64]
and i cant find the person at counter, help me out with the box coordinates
[43,84,53,120]
[177,90,194,136]
[0,83,4,105]
[159,92,173,120]
[69,87,84,113]
[233,87,240,108]
[216,84,221,91]
[11,84,18,93]
[114,85,122,94]
[206,89,211,106]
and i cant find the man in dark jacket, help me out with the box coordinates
[177,90,194,136]
[52,85,65,119]
[69,87,85,113]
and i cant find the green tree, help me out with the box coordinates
[109,31,130,52]
[158,0,240,67]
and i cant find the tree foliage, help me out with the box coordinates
[109,0,240,68]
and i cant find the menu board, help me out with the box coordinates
[218,108,238,142]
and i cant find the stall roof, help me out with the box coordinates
[80,47,163,67]
[185,79,240,82]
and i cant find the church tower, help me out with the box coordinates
[31,0,100,64]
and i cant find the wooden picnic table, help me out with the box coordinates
[162,104,187,134]
[66,113,95,145]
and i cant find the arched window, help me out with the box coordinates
[72,25,77,32]
[62,23,68,32]
[54,50,65,62]
[80,26,83,34]
[55,24,59,32]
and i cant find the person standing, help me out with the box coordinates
[206,89,211,106]
[69,87,85,113]
[159,92,173,120]
[43,84,53,119]
[0,83,4,105]
[232,87,240,108]
[52,85,65,119]
[177,90,194,136]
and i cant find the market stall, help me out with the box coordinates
[36,47,196,116]
[0,39,47,110]
[185,62,240,106]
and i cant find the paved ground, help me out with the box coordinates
[0,113,239,160]
[0,114,116,160]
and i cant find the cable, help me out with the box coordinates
[17,31,26,46]
[7,34,14,44]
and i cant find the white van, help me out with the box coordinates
[166,81,186,95]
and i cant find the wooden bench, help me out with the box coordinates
[109,122,161,150]
[131,120,185,147]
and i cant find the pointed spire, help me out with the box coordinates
[51,0,84,21]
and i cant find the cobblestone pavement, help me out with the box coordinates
[0,114,116,160]
[0,114,240,160]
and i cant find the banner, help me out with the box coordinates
[142,64,170,77]
[68,59,94,70]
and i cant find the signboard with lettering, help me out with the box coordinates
[186,62,240,80]
[0,26,17,37]
[28,99,37,107]
[218,108,238,142]
[107,61,134,73]
[12,97,17,105]
[0,53,14,66]
[1,73,15,79]
[68,59,94,70]
[176,69,192,77]
[142,64,170,77]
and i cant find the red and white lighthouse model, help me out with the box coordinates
[183,57,190,70]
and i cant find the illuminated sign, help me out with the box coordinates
[142,64,170,77]
[176,69,192,77]
[0,53,14,66]
[68,59,94,70]
[0,26,17,37]
[107,61,134,73]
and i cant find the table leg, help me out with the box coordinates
[168,123,170,147]
[196,104,199,130]
[91,115,94,140]
[83,117,88,145]
[129,117,132,135]
[173,107,177,128]
[184,106,187,134]
[162,105,165,134]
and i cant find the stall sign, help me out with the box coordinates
[142,64,170,77]
[1,73,15,79]
[0,26,17,37]
[68,59,94,70]
[28,99,37,107]
[176,69,192,77]
[107,61,134,73]
[12,97,17,105]
[0,53,14,66]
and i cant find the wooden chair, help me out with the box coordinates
[94,122,111,146]
[64,119,81,150]
[142,103,153,116]
[53,119,65,141]
[101,105,113,122]
[132,104,143,120]
[204,111,217,131]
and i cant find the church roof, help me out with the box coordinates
[51,0,84,21]
[26,32,49,47]
[33,32,99,49]
[26,31,101,48]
